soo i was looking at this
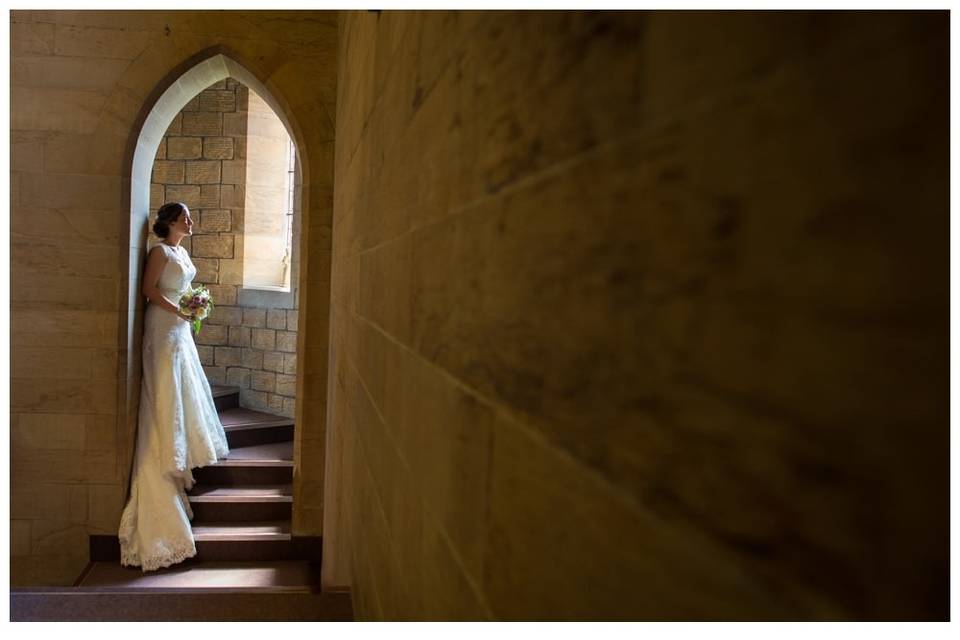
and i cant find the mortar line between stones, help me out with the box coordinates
[348,310,651,521]
[342,365,406,617]
[349,50,806,259]
[344,314,493,618]
[343,351,495,619]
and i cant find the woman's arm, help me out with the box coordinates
[142,246,190,320]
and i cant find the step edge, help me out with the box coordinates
[19,586,320,595]
[210,386,241,398]
[223,421,295,432]
[210,460,293,468]
[193,534,294,542]
[188,495,293,503]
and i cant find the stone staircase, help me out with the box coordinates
[10,386,352,622]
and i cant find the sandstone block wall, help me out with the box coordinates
[150,78,300,418]
[326,11,948,619]
[11,10,337,585]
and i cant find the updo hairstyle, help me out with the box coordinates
[153,202,187,239]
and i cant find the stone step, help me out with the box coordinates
[195,441,293,486]
[89,534,322,563]
[188,484,293,502]
[188,485,293,522]
[210,385,240,412]
[192,521,291,542]
[77,559,317,591]
[10,588,352,621]
[219,407,294,448]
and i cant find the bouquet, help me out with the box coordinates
[178,285,215,335]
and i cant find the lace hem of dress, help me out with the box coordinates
[119,540,198,573]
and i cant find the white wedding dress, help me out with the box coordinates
[118,239,230,571]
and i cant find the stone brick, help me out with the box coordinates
[263,350,284,373]
[221,159,245,185]
[243,308,266,328]
[192,257,219,283]
[36,129,128,175]
[202,365,226,386]
[192,234,234,259]
[152,160,184,184]
[11,520,31,556]
[283,352,298,375]
[182,95,200,111]
[84,415,116,452]
[214,346,243,367]
[198,184,221,208]
[167,137,202,160]
[155,138,166,160]
[196,344,214,366]
[30,520,90,557]
[11,483,88,521]
[282,396,296,416]
[276,373,296,397]
[12,87,105,134]
[12,135,43,173]
[210,305,242,326]
[286,309,299,331]
[185,160,221,184]
[208,79,228,91]
[251,328,276,351]
[228,326,251,347]
[268,393,285,414]
[243,389,268,410]
[53,23,150,60]
[14,56,130,92]
[203,137,234,159]
[164,184,201,209]
[223,112,247,136]
[12,22,55,56]
[218,258,244,285]
[200,209,231,232]
[15,413,86,451]
[181,112,221,136]
[251,371,276,393]
[194,323,227,346]
[276,330,297,353]
[241,347,263,370]
[204,283,237,306]
[88,484,125,533]
[226,366,250,388]
[220,184,244,208]
[150,183,165,211]
[199,90,236,112]
[165,113,182,136]
[267,309,287,330]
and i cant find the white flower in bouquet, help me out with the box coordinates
[178,285,215,335]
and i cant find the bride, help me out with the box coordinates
[118,202,230,571]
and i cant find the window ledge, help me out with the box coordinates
[238,287,296,310]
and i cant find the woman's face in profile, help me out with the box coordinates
[172,208,194,237]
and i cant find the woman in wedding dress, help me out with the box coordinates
[119,202,230,571]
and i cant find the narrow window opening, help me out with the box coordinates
[243,89,297,292]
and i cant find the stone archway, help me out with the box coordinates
[119,48,326,547]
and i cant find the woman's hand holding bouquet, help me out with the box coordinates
[178,286,215,335]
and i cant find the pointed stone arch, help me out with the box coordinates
[119,47,319,538]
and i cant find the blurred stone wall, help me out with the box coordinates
[326,11,948,620]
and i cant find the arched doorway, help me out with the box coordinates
[120,50,319,546]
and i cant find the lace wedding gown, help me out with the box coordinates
[118,239,230,571]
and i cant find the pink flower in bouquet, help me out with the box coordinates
[178,285,215,334]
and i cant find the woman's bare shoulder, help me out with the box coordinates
[147,244,170,261]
